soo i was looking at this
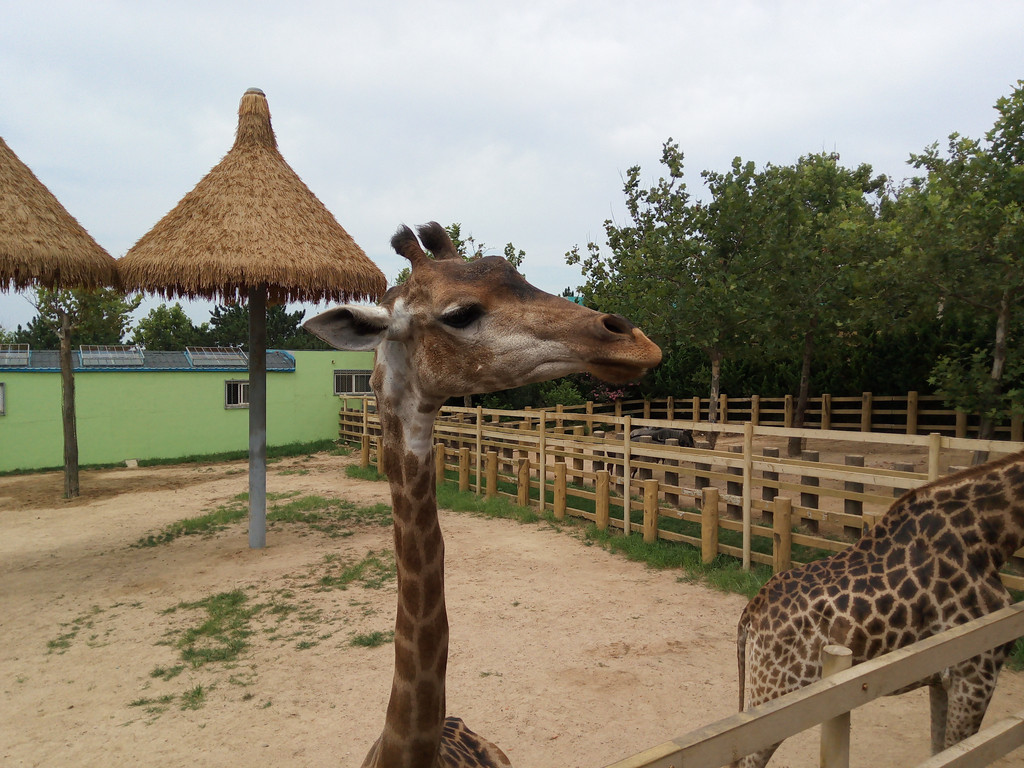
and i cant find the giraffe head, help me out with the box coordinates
[305,222,662,405]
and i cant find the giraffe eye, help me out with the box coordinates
[440,304,484,329]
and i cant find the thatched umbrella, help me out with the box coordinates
[0,135,119,498]
[119,88,386,548]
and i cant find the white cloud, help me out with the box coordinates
[2,0,1023,333]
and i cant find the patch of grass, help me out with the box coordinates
[47,605,104,654]
[180,684,207,710]
[267,495,392,537]
[168,590,257,668]
[345,465,386,482]
[134,498,248,547]
[129,694,176,716]
[436,484,540,524]
[150,664,185,681]
[315,550,396,591]
[350,630,395,648]
[134,439,343,469]
[136,493,391,547]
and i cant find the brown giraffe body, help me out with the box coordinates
[734,451,1024,768]
[305,222,661,768]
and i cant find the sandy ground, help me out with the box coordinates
[1,451,1023,768]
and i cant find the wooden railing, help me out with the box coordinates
[565,393,1024,441]
[339,399,1024,590]
[604,602,1024,768]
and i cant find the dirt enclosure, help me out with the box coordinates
[2,451,1023,768]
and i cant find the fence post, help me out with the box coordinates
[1013,412,1023,443]
[538,412,547,513]
[894,462,914,498]
[701,487,719,564]
[643,479,659,543]
[719,393,729,424]
[760,446,780,526]
[907,390,919,436]
[666,396,675,421]
[638,435,654,481]
[554,461,567,521]
[360,434,370,469]
[643,399,651,419]
[955,409,968,439]
[476,405,484,494]
[592,430,605,474]
[435,444,446,488]
[801,450,820,535]
[727,445,743,518]
[750,394,761,426]
[517,457,531,507]
[572,425,585,482]
[821,393,832,431]
[664,438,680,507]
[844,455,865,538]
[622,416,633,523]
[596,470,610,532]
[773,496,793,574]
[861,392,873,432]
[692,395,701,422]
[784,394,794,428]
[459,447,471,492]
[486,450,498,500]
[742,421,754,571]
[928,432,941,481]
[820,645,854,768]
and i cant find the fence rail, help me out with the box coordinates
[339,398,1024,589]
[556,393,1024,441]
[604,602,1024,768]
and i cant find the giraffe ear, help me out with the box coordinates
[303,306,391,351]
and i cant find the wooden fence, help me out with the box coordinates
[605,602,1024,768]
[339,398,1024,590]
[575,393,1024,441]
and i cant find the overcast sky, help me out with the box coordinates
[2,0,1022,335]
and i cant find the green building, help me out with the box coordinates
[0,347,373,473]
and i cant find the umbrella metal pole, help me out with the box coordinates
[248,286,268,549]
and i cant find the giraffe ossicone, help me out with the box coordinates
[733,451,1024,768]
[305,222,661,768]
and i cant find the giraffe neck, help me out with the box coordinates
[368,348,449,768]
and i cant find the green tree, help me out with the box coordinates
[206,302,328,350]
[895,80,1024,440]
[11,287,141,498]
[131,302,210,350]
[753,153,888,454]
[570,141,773,441]
[13,287,142,348]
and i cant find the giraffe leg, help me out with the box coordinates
[731,743,781,768]
[943,674,997,749]
[928,683,948,754]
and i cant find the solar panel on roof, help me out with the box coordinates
[185,346,249,367]
[0,344,30,366]
[80,345,145,367]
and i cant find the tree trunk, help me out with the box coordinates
[788,322,817,457]
[707,350,722,450]
[973,288,1011,464]
[59,310,79,499]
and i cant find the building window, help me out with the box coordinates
[0,382,5,416]
[334,370,372,395]
[225,379,249,409]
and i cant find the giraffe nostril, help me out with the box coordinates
[599,314,636,338]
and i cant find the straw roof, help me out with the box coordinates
[0,136,118,292]
[119,88,386,304]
